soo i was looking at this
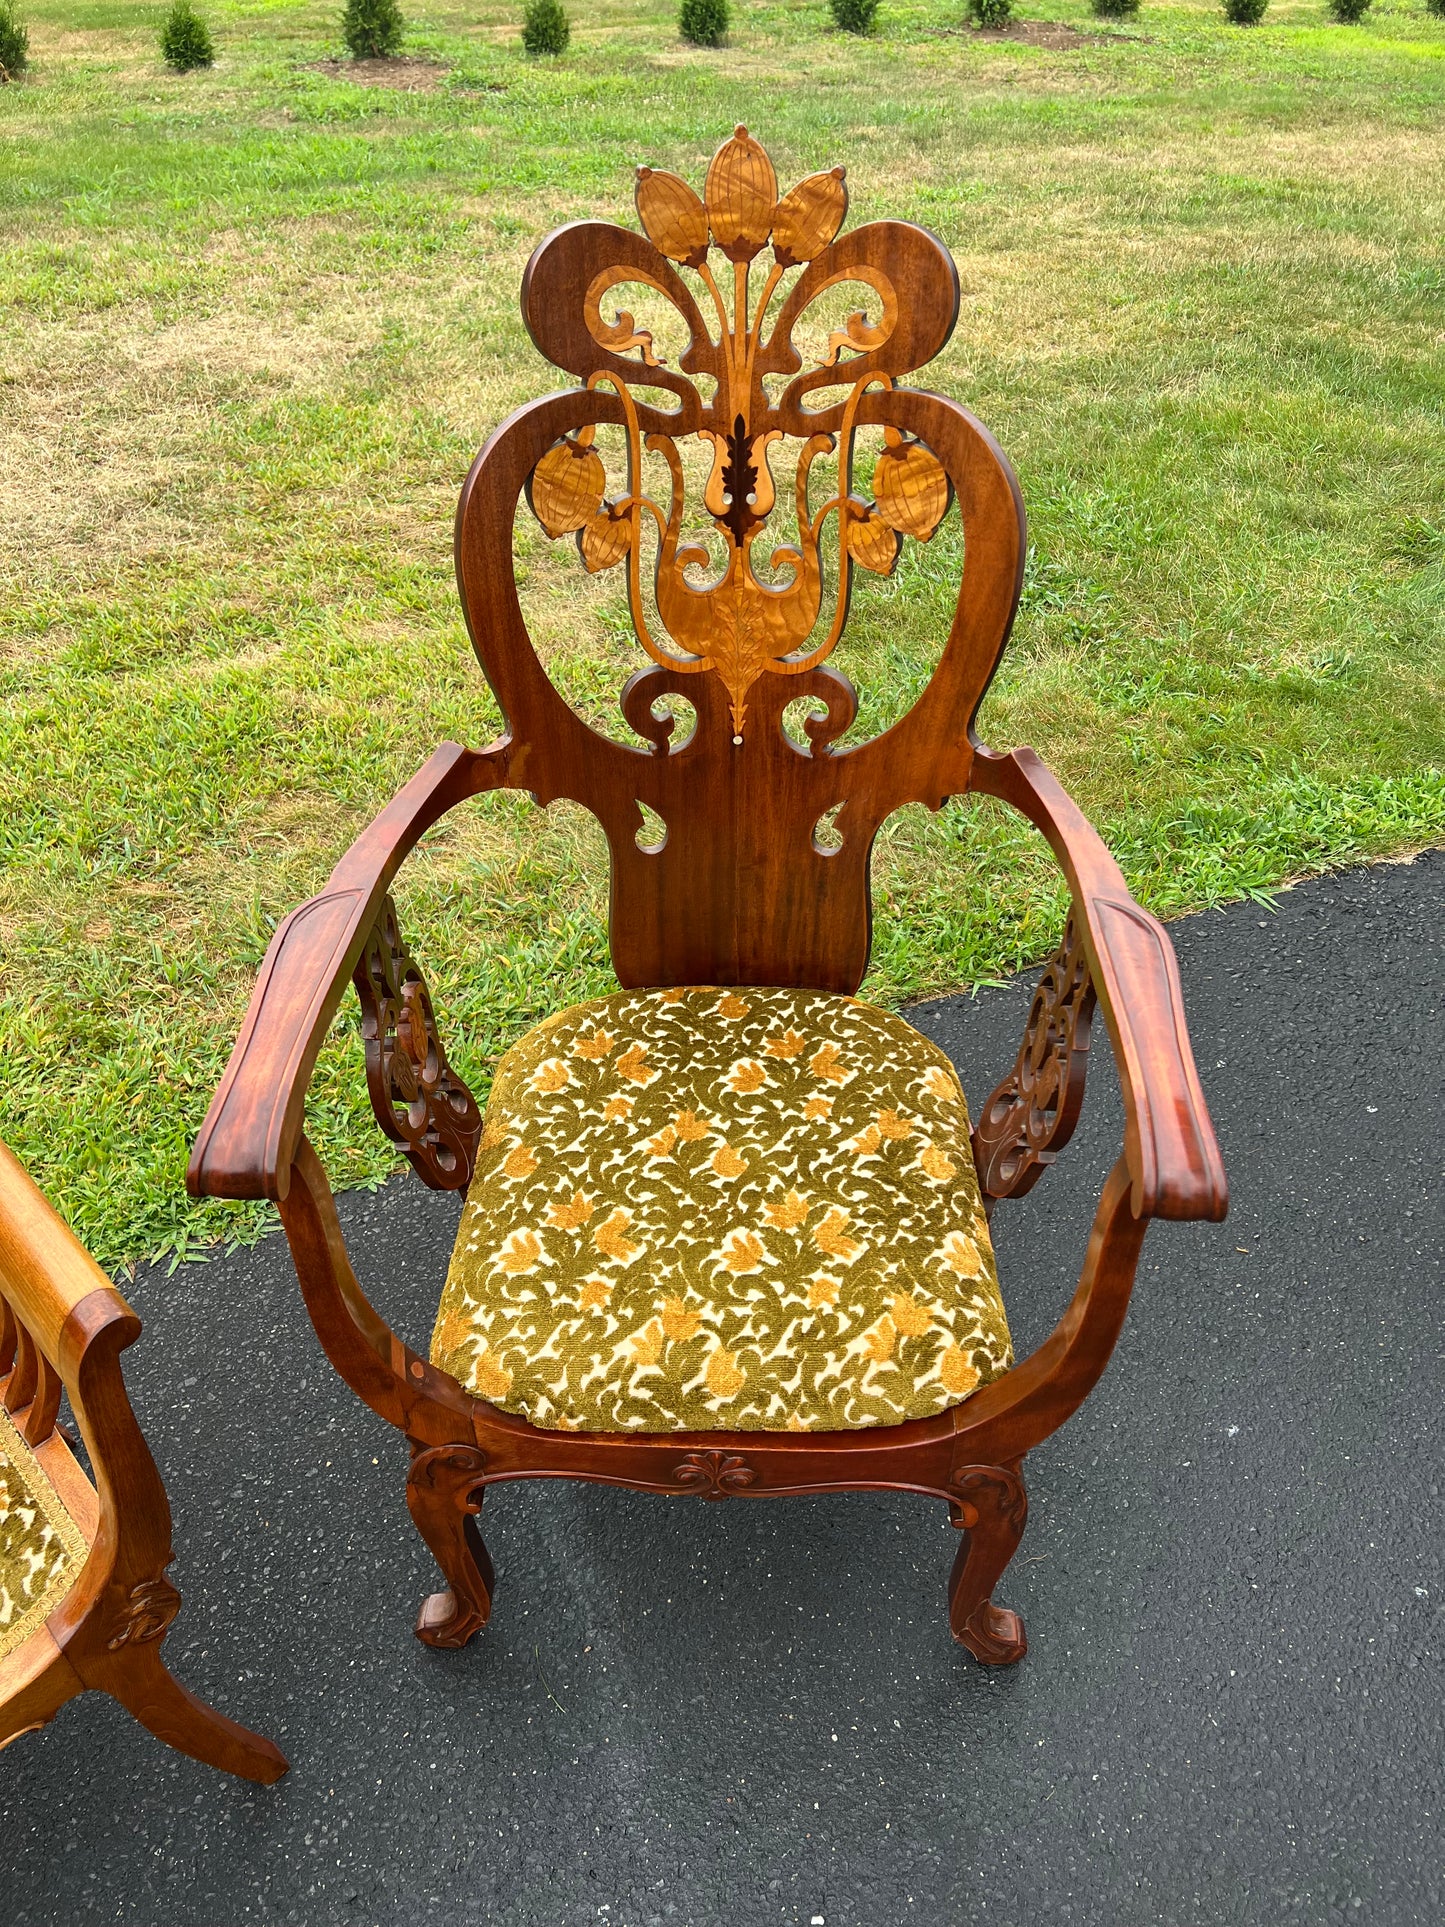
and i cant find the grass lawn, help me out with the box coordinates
[1,0,1442,1270]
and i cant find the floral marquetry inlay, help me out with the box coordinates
[522,127,956,736]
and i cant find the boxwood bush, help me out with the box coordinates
[968,0,1013,22]
[160,0,214,70]
[680,0,728,42]
[1092,0,1140,15]
[342,0,403,58]
[522,0,570,51]
[0,0,29,81]
[830,0,879,30]
[1223,0,1267,20]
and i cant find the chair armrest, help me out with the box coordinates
[970,746,1228,1224]
[0,1142,133,1367]
[187,741,509,1205]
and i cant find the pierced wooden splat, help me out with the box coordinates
[515,130,956,738]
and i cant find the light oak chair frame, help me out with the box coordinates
[189,131,1227,1666]
[0,1144,286,1779]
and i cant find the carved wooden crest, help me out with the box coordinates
[454,126,1026,992]
[522,127,956,736]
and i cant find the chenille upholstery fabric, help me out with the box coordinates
[431,987,1011,1433]
[0,1404,87,1661]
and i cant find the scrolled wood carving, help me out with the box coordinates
[353,897,483,1192]
[673,1449,757,1499]
[522,127,957,738]
[972,911,1096,1201]
[950,1463,1028,1535]
[408,1441,489,1502]
[105,1574,182,1650]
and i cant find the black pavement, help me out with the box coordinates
[3,852,1442,1927]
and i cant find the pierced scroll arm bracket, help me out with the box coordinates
[972,911,1096,1206]
[353,897,483,1193]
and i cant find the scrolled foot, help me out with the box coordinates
[947,1461,1029,1667]
[406,1442,495,1652]
[952,1597,1028,1666]
[415,1586,490,1650]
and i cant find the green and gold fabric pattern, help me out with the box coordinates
[431,987,1012,1433]
[0,1404,87,1660]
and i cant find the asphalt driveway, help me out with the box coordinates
[3,851,1441,1926]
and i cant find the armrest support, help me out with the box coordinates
[187,741,511,1204]
[969,747,1227,1224]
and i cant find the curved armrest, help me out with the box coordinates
[187,741,511,1205]
[970,747,1227,1224]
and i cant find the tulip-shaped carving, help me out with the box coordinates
[703,126,777,262]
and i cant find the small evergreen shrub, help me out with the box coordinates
[967,0,1012,23]
[679,0,728,44]
[0,0,29,81]
[1091,0,1140,15]
[1327,0,1369,17]
[830,0,878,31]
[522,0,570,51]
[342,0,404,58]
[160,0,214,70]
[1222,0,1267,19]
[1427,0,1445,19]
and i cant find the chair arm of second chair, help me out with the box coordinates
[187,741,507,1207]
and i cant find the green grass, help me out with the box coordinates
[2,0,1442,1270]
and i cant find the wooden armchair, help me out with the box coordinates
[0,1142,286,1778]
[188,129,1226,1667]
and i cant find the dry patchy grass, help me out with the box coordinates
[0,0,1442,1264]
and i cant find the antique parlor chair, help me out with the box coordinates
[188,130,1227,1666]
[0,1140,286,1778]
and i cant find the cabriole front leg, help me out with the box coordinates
[406,1442,495,1650]
[947,1462,1029,1665]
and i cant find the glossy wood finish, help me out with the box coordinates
[0,1142,286,1780]
[189,130,1226,1668]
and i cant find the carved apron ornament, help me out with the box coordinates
[523,127,955,737]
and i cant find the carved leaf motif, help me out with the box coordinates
[705,125,778,263]
[972,913,1095,1200]
[354,899,483,1191]
[826,308,891,366]
[846,502,903,576]
[772,166,848,267]
[873,430,952,542]
[528,437,607,537]
[590,307,659,365]
[579,509,633,573]
[106,1575,182,1650]
[674,1449,757,1498]
[635,166,710,267]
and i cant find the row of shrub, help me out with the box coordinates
[524,0,1442,45]
[1,0,1442,82]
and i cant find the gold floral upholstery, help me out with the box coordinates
[0,1405,86,1660]
[431,987,1011,1433]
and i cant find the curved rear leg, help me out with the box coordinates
[100,1643,287,1783]
[947,1462,1029,1665]
[406,1442,494,1650]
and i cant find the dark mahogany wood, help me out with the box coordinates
[0,1142,286,1780]
[189,129,1226,1668]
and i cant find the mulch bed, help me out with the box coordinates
[310,56,450,91]
[931,19,1123,46]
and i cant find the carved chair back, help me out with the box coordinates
[454,128,1026,994]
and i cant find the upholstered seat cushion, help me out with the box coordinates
[431,987,1011,1433]
[0,1405,87,1660]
